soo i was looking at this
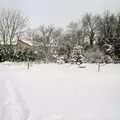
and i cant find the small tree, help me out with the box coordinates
[70,45,84,64]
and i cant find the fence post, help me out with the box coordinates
[98,62,100,72]
[27,62,30,70]
[27,58,30,70]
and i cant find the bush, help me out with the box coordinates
[84,46,105,63]
[0,45,37,62]
[0,45,14,62]
[103,55,113,63]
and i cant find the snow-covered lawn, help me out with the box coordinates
[0,63,120,120]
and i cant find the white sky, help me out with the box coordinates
[0,0,120,28]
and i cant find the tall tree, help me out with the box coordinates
[97,11,118,57]
[82,13,100,47]
[0,9,28,45]
[32,25,55,62]
[67,21,83,46]
[116,13,120,38]
[97,11,117,40]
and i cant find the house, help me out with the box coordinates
[16,39,33,50]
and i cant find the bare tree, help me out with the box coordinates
[98,11,118,40]
[82,13,100,47]
[31,25,55,62]
[67,21,80,46]
[0,9,29,45]
[116,13,120,38]
[97,11,120,59]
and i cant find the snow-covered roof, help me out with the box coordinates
[18,39,33,46]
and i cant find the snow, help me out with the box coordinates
[0,63,120,120]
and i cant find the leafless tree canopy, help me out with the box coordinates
[82,13,100,46]
[0,9,28,45]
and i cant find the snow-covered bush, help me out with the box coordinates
[57,56,65,64]
[70,45,84,64]
[0,45,37,62]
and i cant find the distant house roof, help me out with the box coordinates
[17,39,33,46]
[0,39,33,47]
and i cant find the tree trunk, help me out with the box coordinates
[89,31,95,47]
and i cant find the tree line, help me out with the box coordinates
[0,9,120,63]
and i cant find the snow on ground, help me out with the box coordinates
[0,63,120,120]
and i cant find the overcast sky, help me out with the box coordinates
[0,0,120,28]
